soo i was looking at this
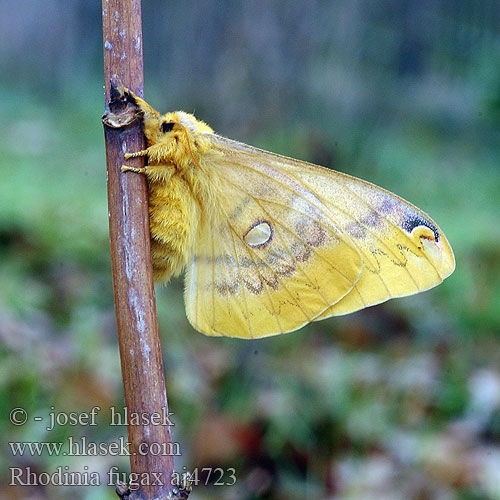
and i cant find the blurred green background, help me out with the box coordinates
[1,1,500,499]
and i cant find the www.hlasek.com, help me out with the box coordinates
[10,466,237,489]
[9,436,180,457]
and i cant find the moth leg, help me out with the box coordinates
[121,165,147,174]
[122,147,149,173]
[124,149,149,160]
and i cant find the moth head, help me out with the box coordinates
[141,110,214,147]
[124,90,214,146]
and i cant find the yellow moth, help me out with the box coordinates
[121,90,455,339]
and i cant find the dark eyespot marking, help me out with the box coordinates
[402,214,440,242]
[161,122,175,133]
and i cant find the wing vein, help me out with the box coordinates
[226,221,312,327]
[221,176,359,287]
[227,226,255,338]
[250,198,346,312]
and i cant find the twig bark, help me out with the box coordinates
[101,1,176,498]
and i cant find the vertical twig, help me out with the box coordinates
[101,1,176,498]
